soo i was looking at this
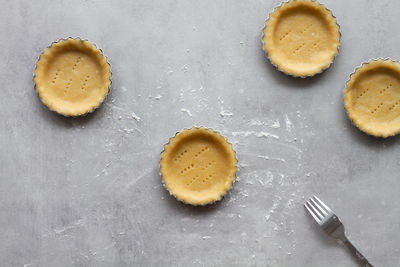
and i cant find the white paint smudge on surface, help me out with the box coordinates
[181,108,192,117]
[265,196,281,221]
[255,132,279,139]
[131,112,141,121]
[121,128,135,134]
[104,241,116,250]
[249,119,281,129]
[271,120,280,128]
[257,155,286,162]
[232,131,253,137]
[219,110,233,117]
[231,131,279,139]
[125,168,153,189]
[285,115,294,132]
[249,119,263,126]
[54,219,86,234]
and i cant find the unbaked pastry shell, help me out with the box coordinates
[34,38,111,116]
[262,0,341,77]
[160,127,238,206]
[344,59,400,137]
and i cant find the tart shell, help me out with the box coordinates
[344,59,400,138]
[159,127,238,206]
[34,38,111,116]
[262,0,341,77]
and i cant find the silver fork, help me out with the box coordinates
[304,196,373,267]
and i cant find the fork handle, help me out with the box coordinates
[342,238,373,267]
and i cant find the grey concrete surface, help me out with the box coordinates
[1,0,400,266]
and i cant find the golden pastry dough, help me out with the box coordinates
[262,0,340,77]
[344,59,400,137]
[160,127,238,205]
[34,38,111,116]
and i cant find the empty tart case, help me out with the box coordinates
[159,127,238,206]
[344,59,400,138]
[262,0,341,78]
[34,38,112,116]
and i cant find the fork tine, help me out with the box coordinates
[310,197,328,216]
[305,201,322,222]
[313,195,332,213]
[306,200,324,220]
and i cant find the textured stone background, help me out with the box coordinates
[1,0,400,266]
